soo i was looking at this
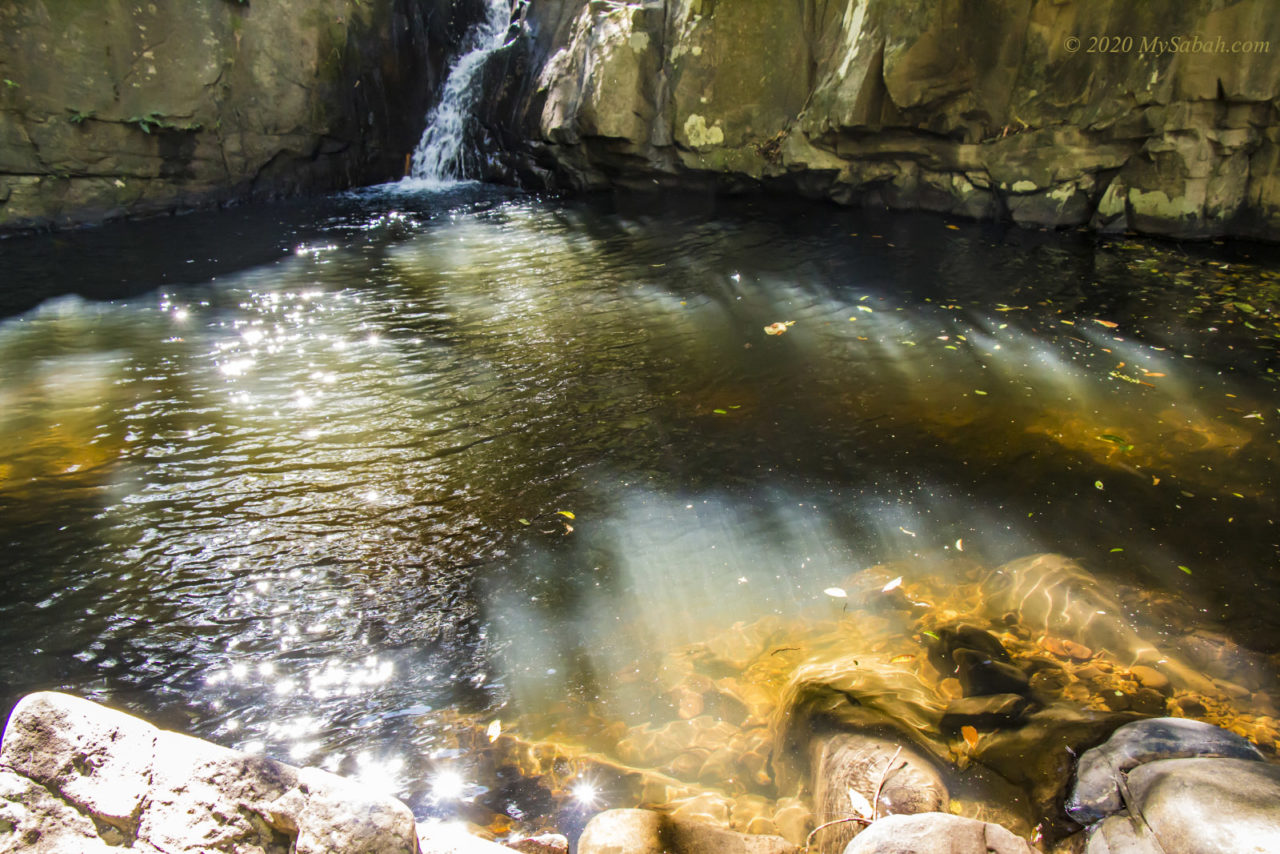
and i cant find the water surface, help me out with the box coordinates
[2,185,1278,831]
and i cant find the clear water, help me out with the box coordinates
[2,185,1279,836]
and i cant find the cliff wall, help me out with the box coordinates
[479,0,1280,239]
[0,0,483,230]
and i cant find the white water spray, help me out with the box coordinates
[406,0,512,185]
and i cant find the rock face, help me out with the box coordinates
[0,0,484,230]
[0,691,419,853]
[479,0,1280,240]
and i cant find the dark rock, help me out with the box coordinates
[927,625,1012,676]
[842,812,1039,854]
[941,694,1031,731]
[953,650,1031,698]
[1066,717,1265,825]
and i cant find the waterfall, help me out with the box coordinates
[405,0,512,185]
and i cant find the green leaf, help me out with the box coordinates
[922,630,940,640]
[518,518,530,526]
[1110,547,1124,553]
[1095,480,1105,490]
[713,408,728,415]
[1178,565,1192,575]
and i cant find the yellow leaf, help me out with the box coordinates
[961,725,979,748]
[890,654,915,664]
[556,510,575,520]
[1093,319,1119,328]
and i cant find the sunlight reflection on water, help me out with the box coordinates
[0,188,1278,824]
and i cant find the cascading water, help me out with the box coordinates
[406,0,512,185]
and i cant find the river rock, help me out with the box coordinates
[809,733,947,854]
[0,691,419,853]
[940,694,1031,731]
[576,809,799,854]
[1122,758,1280,854]
[953,650,1031,698]
[842,812,1039,854]
[927,625,1012,675]
[506,833,570,854]
[1066,717,1265,825]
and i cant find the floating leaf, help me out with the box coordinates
[882,576,903,592]
[922,630,940,640]
[858,305,873,313]
[1095,481,1104,490]
[518,518,531,526]
[1093,319,1120,328]
[1143,371,1166,377]
[824,587,848,598]
[961,725,980,749]
[1178,565,1192,575]
[945,224,960,231]
[487,720,502,742]
[890,654,915,664]
[713,409,728,415]
[1110,547,1124,553]
[764,321,796,335]
[847,788,874,820]
[954,538,964,551]
[974,390,988,396]
[556,510,576,520]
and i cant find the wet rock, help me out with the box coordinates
[668,816,799,854]
[1128,666,1172,697]
[1066,717,1265,825]
[1123,757,1280,853]
[953,650,1031,698]
[669,792,732,827]
[843,812,1039,854]
[506,833,569,854]
[941,694,1031,731]
[927,625,1012,676]
[1044,637,1094,661]
[809,733,947,854]
[770,798,812,846]
[0,691,419,854]
[577,809,666,854]
[577,809,799,854]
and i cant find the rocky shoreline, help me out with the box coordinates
[4,691,1279,852]
[6,554,1280,854]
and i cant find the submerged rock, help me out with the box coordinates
[576,809,799,854]
[843,813,1038,854]
[0,691,419,853]
[1066,717,1265,825]
[808,733,948,854]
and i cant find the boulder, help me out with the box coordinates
[1066,717,1265,825]
[0,691,418,853]
[842,812,1038,854]
[1124,758,1280,854]
[809,733,947,854]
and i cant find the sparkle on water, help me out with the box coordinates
[1,184,1278,832]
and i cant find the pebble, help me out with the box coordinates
[1129,665,1171,695]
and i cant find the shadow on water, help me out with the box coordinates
[1,183,1280,836]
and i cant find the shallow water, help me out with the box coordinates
[1,185,1279,833]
